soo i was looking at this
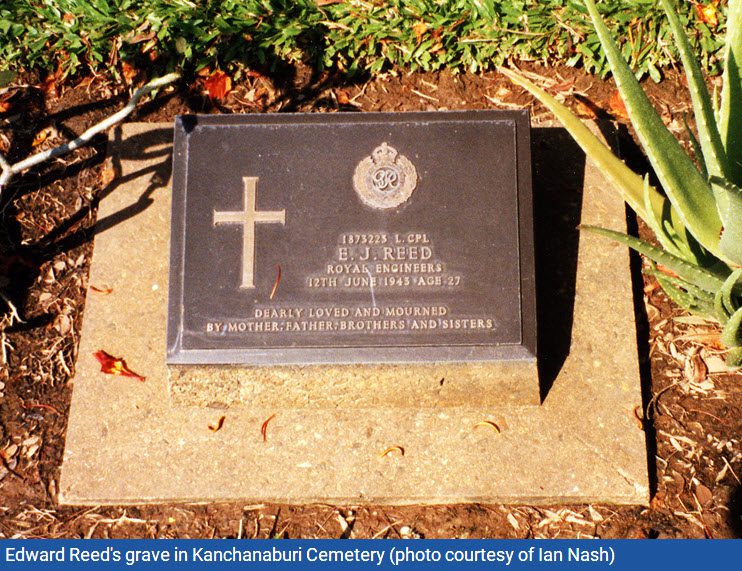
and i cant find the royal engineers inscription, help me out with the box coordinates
[167,111,539,407]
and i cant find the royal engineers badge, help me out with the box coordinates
[353,143,418,209]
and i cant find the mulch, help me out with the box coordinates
[0,63,740,539]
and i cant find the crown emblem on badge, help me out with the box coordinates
[353,143,418,209]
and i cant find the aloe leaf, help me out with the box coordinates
[726,347,742,369]
[584,0,724,259]
[714,267,742,321]
[683,113,708,180]
[501,68,647,218]
[582,225,725,293]
[646,263,718,318]
[652,271,717,319]
[642,175,684,259]
[719,0,742,186]
[660,201,712,267]
[720,268,742,317]
[721,306,742,350]
[641,175,668,249]
[709,176,742,266]
[656,272,716,307]
[501,66,706,262]
[500,67,691,244]
[659,0,729,180]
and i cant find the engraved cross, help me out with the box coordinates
[213,176,285,289]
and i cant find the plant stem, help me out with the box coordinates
[0,72,180,198]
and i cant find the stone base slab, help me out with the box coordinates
[169,360,539,408]
[58,123,649,505]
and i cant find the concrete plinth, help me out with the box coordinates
[58,123,649,505]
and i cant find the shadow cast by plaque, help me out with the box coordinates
[531,128,584,402]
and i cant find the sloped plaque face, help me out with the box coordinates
[167,111,536,365]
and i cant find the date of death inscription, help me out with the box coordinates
[307,232,462,290]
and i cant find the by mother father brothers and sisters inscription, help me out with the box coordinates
[167,111,539,406]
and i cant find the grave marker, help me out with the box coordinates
[167,111,539,406]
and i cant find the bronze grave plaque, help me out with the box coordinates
[167,111,538,406]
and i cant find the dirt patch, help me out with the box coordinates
[0,63,740,539]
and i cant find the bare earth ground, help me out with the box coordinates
[0,63,741,539]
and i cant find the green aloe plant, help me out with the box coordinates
[502,0,742,368]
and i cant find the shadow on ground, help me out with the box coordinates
[531,128,583,401]
[729,485,742,538]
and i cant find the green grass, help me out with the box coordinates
[0,0,728,80]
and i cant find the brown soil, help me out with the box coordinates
[0,63,740,539]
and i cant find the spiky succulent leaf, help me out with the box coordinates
[715,267,742,321]
[683,114,709,179]
[719,0,742,186]
[660,0,729,180]
[582,225,726,293]
[500,67,696,260]
[652,271,717,319]
[642,175,691,260]
[720,268,742,317]
[584,0,724,260]
[709,176,742,265]
[645,263,718,318]
[501,68,648,218]
[721,306,742,353]
[727,347,742,369]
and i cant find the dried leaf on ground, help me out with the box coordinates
[379,445,405,458]
[399,525,421,539]
[54,313,72,336]
[261,413,277,442]
[684,351,708,384]
[208,416,226,432]
[93,350,146,381]
[695,2,719,27]
[121,62,138,83]
[495,85,511,98]
[472,420,501,433]
[506,512,520,531]
[41,74,59,99]
[608,90,628,120]
[695,483,713,507]
[100,162,116,187]
[90,284,113,294]
[204,70,232,101]
[573,95,600,119]
[703,355,727,374]
[413,22,429,43]
[32,127,55,147]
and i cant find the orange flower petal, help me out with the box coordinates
[93,350,145,381]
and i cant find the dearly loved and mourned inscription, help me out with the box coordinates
[167,112,536,366]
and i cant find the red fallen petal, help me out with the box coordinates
[93,350,146,381]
